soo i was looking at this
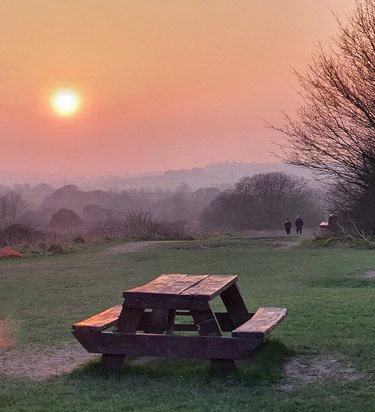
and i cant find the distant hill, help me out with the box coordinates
[88,162,314,191]
[0,162,315,191]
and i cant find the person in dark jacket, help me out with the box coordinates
[295,215,304,234]
[284,218,292,235]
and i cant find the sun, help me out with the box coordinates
[51,89,81,116]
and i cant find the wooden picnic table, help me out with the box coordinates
[72,274,287,370]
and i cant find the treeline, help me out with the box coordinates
[26,184,221,225]
[0,172,322,232]
[201,172,321,230]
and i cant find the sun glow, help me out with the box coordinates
[51,89,81,116]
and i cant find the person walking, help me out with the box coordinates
[284,218,292,235]
[295,215,304,234]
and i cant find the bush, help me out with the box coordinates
[72,235,85,244]
[0,224,45,247]
[89,210,191,241]
[47,243,74,254]
[50,208,82,227]
[303,234,375,249]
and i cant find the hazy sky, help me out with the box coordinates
[0,0,355,177]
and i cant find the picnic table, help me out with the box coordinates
[72,274,287,370]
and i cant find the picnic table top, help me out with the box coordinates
[123,274,238,301]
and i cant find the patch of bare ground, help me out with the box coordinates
[105,240,185,254]
[278,355,366,392]
[0,345,97,380]
[362,270,375,279]
[273,240,301,250]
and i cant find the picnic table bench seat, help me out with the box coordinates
[73,306,122,332]
[72,274,287,370]
[232,307,287,338]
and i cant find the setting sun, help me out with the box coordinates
[51,89,81,116]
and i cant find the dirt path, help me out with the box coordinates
[362,270,375,279]
[279,355,365,392]
[0,345,96,380]
[274,239,301,250]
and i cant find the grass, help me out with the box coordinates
[0,235,375,411]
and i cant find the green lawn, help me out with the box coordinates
[0,236,374,411]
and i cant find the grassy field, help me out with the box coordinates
[0,235,374,411]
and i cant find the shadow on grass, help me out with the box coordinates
[69,337,291,386]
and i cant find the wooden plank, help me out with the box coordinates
[72,306,122,332]
[143,309,169,334]
[138,311,236,332]
[232,307,287,338]
[123,274,187,297]
[190,309,222,336]
[101,306,145,369]
[215,312,236,332]
[174,311,236,332]
[124,275,212,300]
[124,274,236,301]
[190,308,236,370]
[169,312,241,332]
[123,297,211,311]
[116,308,145,332]
[100,354,125,370]
[73,330,262,360]
[155,275,210,295]
[181,275,238,300]
[165,310,176,335]
[220,284,250,328]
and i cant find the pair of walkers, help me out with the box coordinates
[284,216,304,235]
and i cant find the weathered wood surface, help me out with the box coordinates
[180,275,237,300]
[232,307,287,338]
[190,303,236,369]
[123,297,211,311]
[124,274,186,295]
[142,309,169,334]
[73,330,262,360]
[101,307,145,369]
[220,284,250,328]
[190,309,222,336]
[137,311,237,332]
[116,308,144,332]
[100,354,125,370]
[123,274,237,301]
[156,275,210,295]
[73,306,122,332]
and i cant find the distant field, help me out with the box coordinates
[0,235,374,411]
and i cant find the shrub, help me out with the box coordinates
[50,208,82,227]
[0,224,45,247]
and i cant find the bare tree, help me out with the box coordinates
[272,0,375,231]
[7,191,28,221]
[0,190,28,224]
[201,173,321,230]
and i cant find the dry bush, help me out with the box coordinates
[0,224,46,247]
[89,210,190,240]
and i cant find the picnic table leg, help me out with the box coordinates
[190,308,235,371]
[100,307,145,370]
[143,309,169,334]
[220,283,250,328]
[165,310,176,335]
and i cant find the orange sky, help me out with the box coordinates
[0,0,355,177]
